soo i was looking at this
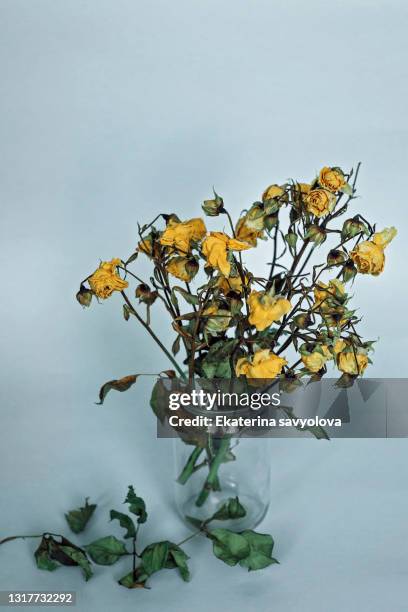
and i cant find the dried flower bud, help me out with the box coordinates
[324,307,346,327]
[202,190,224,216]
[293,313,313,329]
[185,257,199,279]
[279,373,302,393]
[204,305,231,335]
[204,264,214,277]
[305,224,327,245]
[285,232,298,250]
[228,293,244,315]
[76,284,93,307]
[327,249,347,267]
[342,260,357,283]
[264,213,279,230]
[341,216,367,240]
[136,283,158,305]
[162,213,181,225]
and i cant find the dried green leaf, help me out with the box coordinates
[125,251,139,266]
[85,535,128,565]
[37,535,93,581]
[139,541,191,584]
[140,541,169,576]
[185,515,204,530]
[118,569,148,589]
[96,375,139,405]
[239,530,278,571]
[59,546,93,581]
[165,545,190,582]
[65,498,96,534]
[125,486,147,524]
[209,529,250,566]
[34,538,59,572]
[280,406,329,440]
[172,334,181,356]
[150,378,169,423]
[210,497,246,521]
[171,286,199,306]
[110,510,136,539]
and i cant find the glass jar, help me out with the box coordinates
[173,433,271,531]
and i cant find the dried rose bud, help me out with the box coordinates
[341,217,367,240]
[342,260,357,283]
[185,257,199,278]
[136,283,158,305]
[327,249,347,266]
[285,232,298,249]
[305,224,327,245]
[264,213,279,230]
[202,191,224,216]
[76,284,93,307]
[293,313,313,329]
[162,213,181,225]
[264,212,279,231]
[228,293,244,315]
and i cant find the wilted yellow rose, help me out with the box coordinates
[262,184,285,202]
[301,351,327,373]
[202,232,251,276]
[350,241,385,275]
[248,290,291,331]
[203,304,231,335]
[338,351,368,375]
[305,189,336,217]
[325,309,349,329]
[88,258,128,299]
[318,167,346,192]
[333,339,346,354]
[166,256,198,282]
[372,227,397,249]
[138,236,160,259]
[297,182,311,195]
[321,345,333,360]
[350,227,396,275]
[313,279,345,311]
[217,274,246,295]
[236,349,287,379]
[159,218,207,254]
[235,217,264,247]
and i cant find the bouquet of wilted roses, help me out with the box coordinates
[77,164,396,518]
[77,163,396,387]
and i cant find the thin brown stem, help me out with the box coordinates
[121,291,186,379]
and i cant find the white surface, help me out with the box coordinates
[1,383,408,612]
[1,1,408,610]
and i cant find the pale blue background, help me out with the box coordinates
[1,1,407,611]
